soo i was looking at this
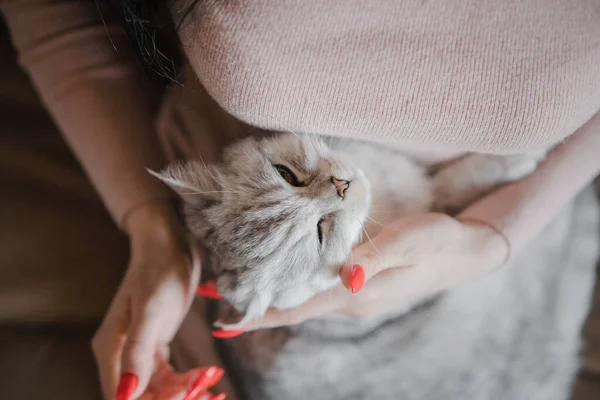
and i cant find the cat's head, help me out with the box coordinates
[153,132,370,326]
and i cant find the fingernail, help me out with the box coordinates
[210,393,227,400]
[212,329,244,338]
[184,367,224,400]
[197,280,222,299]
[348,264,365,294]
[116,372,138,400]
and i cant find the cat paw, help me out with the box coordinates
[431,150,547,214]
[505,158,539,182]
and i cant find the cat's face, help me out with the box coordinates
[154,132,370,326]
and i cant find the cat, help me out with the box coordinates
[153,132,598,400]
[153,132,546,328]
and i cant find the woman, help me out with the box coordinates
[1,0,599,399]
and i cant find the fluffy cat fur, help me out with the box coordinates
[155,132,598,400]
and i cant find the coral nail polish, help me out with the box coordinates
[348,264,365,294]
[116,372,138,400]
[197,280,222,299]
[212,329,244,338]
[184,367,225,400]
[210,393,227,400]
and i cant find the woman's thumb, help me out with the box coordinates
[340,243,391,294]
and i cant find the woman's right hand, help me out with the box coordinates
[91,201,224,400]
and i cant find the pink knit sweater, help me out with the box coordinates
[178,1,600,153]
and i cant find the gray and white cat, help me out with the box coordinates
[154,132,599,400]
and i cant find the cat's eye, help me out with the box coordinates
[317,218,325,245]
[274,164,301,186]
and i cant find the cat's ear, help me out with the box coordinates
[148,161,221,207]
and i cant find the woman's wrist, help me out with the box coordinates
[124,200,187,247]
[459,217,511,267]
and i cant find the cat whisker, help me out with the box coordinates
[332,135,352,152]
[213,250,223,262]
[305,128,325,154]
[243,125,260,137]
[294,111,345,153]
[352,212,381,257]
[197,155,221,184]
[364,215,391,228]
[297,129,321,160]
[272,113,322,156]
[364,214,408,232]
[361,226,381,257]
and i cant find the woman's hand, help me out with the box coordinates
[92,202,225,400]
[239,213,509,330]
[137,361,225,400]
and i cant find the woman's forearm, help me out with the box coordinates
[459,110,600,259]
[1,0,173,227]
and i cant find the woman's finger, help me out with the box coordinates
[144,355,176,394]
[182,367,225,400]
[93,325,127,400]
[339,214,452,292]
[120,301,174,400]
[145,359,224,400]
[120,258,194,399]
[339,238,396,294]
[241,283,350,331]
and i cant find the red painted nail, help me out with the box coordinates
[210,393,227,400]
[116,372,138,400]
[197,280,222,299]
[348,264,365,294]
[212,329,244,338]
[184,367,224,400]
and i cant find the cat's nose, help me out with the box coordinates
[331,177,350,198]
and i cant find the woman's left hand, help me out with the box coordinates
[239,213,509,330]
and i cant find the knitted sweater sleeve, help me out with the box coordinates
[1,0,173,228]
